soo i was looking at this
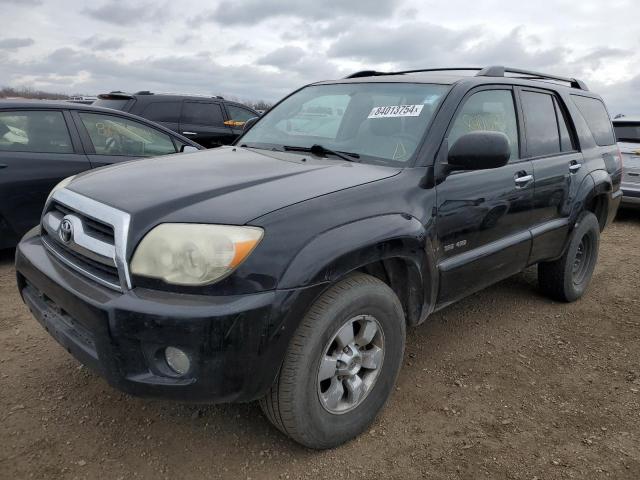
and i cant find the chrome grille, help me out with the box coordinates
[41,189,132,292]
[622,153,640,184]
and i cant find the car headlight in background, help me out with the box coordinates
[130,224,264,286]
[45,175,76,206]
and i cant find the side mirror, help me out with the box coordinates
[181,145,199,153]
[243,116,259,131]
[448,131,511,171]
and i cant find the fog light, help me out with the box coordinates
[164,347,191,375]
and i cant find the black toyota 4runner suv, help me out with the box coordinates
[16,66,622,449]
[94,91,260,148]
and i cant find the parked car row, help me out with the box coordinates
[94,91,260,148]
[12,65,623,449]
[0,101,203,248]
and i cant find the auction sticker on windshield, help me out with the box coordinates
[368,104,424,119]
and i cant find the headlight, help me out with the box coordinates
[45,175,76,206]
[130,224,263,286]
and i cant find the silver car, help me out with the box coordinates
[613,116,640,208]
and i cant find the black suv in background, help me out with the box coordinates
[95,92,260,148]
[16,66,622,449]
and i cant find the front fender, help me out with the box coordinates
[279,214,434,324]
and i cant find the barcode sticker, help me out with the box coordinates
[368,104,424,119]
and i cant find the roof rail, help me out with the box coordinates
[476,65,588,90]
[343,66,588,90]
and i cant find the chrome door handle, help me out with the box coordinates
[514,174,533,186]
[569,163,581,173]
[182,131,197,135]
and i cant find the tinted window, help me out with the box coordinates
[141,102,181,123]
[181,102,224,126]
[571,95,615,146]
[613,123,640,143]
[521,91,561,157]
[554,97,574,152]
[0,110,73,153]
[226,105,257,123]
[79,113,177,157]
[449,89,519,161]
[93,98,131,111]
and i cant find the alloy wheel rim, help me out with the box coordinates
[317,315,385,414]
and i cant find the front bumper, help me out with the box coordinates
[16,233,325,403]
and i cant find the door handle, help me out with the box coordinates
[0,164,7,169]
[569,162,581,173]
[514,174,533,187]
[182,131,197,135]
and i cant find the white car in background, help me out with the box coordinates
[613,116,640,208]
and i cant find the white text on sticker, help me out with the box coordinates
[368,104,424,119]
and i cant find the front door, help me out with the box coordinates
[435,87,534,306]
[180,101,234,147]
[0,109,90,246]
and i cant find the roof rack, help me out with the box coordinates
[344,66,588,90]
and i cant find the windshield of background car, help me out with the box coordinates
[240,83,450,165]
[614,122,640,143]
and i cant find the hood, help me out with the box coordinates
[67,146,400,229]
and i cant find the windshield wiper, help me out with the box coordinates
[283,144,360,162]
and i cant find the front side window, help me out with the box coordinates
[613,122,640,143]
[448,89,520,161]
[0,110,73,154]
[240,83,450,165]
[226,105,257,123]
[181,102,224,126]
[521,91,561,157]
[79,113,177,157]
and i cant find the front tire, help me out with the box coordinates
[538,211,600,302]
[260,273,405,449]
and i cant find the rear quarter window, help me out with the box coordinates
[570,95,615,146]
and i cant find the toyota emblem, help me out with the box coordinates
[58,218,73,244]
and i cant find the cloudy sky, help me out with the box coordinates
[1,0,639,114]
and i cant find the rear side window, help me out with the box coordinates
[0,110,73,154]
[141,102,181,123]
[181,102,224,126]
[571,95,615,146]
[613,122,640,143]
[521,91,562,157]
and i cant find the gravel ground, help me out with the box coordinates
[1,211,639,480]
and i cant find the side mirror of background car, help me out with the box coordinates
[243,116,259,131]
[181,145,199,153]
[447,131,511,171]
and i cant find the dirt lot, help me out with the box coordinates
[1,212,639,480]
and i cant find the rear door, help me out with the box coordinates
[72,110,179,167]
[137,100,182,135]
[0,109,90,245]
[435,86,534,305]
[179,101,234,147]
[517,87,583,263]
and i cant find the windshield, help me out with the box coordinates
[614,123,640,143]
[240,83,449,165]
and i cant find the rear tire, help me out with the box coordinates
[260,273,405,449]
[538,211,600,302]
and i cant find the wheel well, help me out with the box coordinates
[354,258,423,325]
[585,194,608,231]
